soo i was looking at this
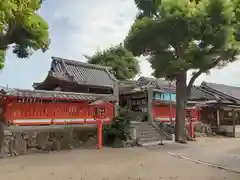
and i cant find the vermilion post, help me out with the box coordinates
[97,119,103,149]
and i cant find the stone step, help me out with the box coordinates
[139,129,160,134]
[137,124,153,128]
[137,123,154,126]
[136,122,152,126]
[139,136,163,143]
[138,131,160,137]
[141,140,174,147]
[138,125,158,131]
[138,136,167,146]
[135,122,170,146]
[138,128,159,133]
[139,136,163,142]
[140,140,163,147]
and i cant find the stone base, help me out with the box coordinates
[15,133,27,155]
[219,125,240,138]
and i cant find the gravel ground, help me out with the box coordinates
[0,146,239,180]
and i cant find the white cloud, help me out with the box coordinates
[51,0,153,77]
[51,0,240,86]
[53,0,133,55]
[188,59,240,86]
[2,0,239,88]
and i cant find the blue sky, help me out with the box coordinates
[0,0,240,89]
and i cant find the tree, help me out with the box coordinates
[85,44,140,80]
[125,0,240,142]
[0,0,50,69]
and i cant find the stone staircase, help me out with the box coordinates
[133,122,172,146]
[120,109,173,146]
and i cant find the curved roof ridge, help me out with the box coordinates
[203,81,240,89]
[52,56,112,70]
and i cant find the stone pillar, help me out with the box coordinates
[130,126,137,141]
[60,129,74,150]
[147,87,154,124]
[15,133,27,155]
[233,109,237,138]
[36,132,49,150]
[217,109,220,126]
[114,80,119,117]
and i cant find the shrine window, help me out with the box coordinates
[223,110,233,119]
[99,108,105,116]
[95,107,105,116]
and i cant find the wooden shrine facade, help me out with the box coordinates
[119,77,199,123]
[32,56,119,117]
[0,57,120,154]
[189,82,240,136]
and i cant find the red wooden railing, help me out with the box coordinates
[3,101,114,126]
[1,100,116,149]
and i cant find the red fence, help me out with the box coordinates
[153,104,199,122]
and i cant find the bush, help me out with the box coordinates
[103,115,131,148]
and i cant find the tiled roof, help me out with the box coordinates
[49,57,116,87]
[155,78,176,92]
[136,76,154,87]
[133,77,240,104]
[0,87,115,101]
[189,86,219,100]
[136,76,175,92]
[119,80,136,94]
[201,82,240,100]
[189,83,240,104]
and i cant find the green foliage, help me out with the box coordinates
[125,0,240,142]
[85,44,140,80]
[0,49,5,69]
[125,0,240,81]
[0,0,50,69]
[103,115,132,148]
[134,0,160,19]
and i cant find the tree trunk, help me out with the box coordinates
[186,70,203,98]
[175,71,187,143]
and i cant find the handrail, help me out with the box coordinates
[151,120,173,140]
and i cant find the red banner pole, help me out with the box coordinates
[97,119,103,149]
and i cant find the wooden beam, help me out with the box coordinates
[217,109,220,128]
[232,109,237,138]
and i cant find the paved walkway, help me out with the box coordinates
[147,137,240,173]
[0,146,239,180]
[167,146,240,172]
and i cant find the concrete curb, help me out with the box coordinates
[167,152,240,174]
